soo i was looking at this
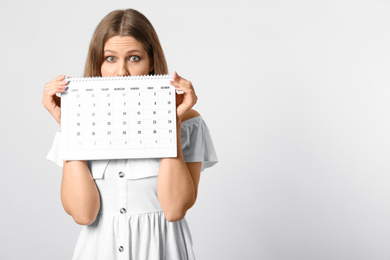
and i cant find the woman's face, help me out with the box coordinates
[101,36,153,77]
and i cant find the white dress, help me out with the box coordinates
[46,116,218,260]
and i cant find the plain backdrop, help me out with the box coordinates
[1,0,390,259]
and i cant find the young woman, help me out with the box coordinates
[42,9,217,260]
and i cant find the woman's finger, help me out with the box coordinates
[44,85,66,97]
[44,76,68,94]
[44,84,67,97]
[170,74,194,93]
[55,74,67,80]
[48,86,66,96]
[171,73,196,98]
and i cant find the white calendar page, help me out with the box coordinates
[60,75,177,160]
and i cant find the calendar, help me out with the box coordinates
[60,75,177,160]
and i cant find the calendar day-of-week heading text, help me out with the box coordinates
[69,85,172,92]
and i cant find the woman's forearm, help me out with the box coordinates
[61,160,100,225]
[157,122,196,222]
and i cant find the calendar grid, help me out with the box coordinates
[61,75,177,160]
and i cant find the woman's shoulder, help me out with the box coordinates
[181,109,201,123]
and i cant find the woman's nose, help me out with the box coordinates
[116,61,130,76]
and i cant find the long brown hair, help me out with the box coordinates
[84,9,168,77]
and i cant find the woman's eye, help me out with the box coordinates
[106,56,116,62]
[129,56,140,62]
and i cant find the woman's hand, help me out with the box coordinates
[170,71,198,121]
[42,75,68,125]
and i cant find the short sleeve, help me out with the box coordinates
[46,129,63,168]
[45,130,109,178]
[181,116,218,171]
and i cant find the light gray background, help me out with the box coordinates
[1,0,390,259]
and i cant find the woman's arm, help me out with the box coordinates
[157,72,201,222]
[61,160,100,225]
[158,112,202,222]
[43,75,100,225]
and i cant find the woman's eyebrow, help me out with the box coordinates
[104,50,142,54]
[126,50,142,54]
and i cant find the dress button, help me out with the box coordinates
[120,208,127,214]
[118,171,125,178]
[119,246,124,252]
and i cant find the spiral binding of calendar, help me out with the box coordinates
[67,74,172,82]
